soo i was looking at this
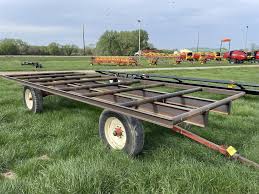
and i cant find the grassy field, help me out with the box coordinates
[0,56,254,72]
[0,66,259,193]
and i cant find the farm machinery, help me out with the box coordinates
[256,51,259,62]
[223,50,247,64]
[245,51,259,63]
[21,61,43,68]
[140,50,181,65]
[90,56,138,66]
[2,70,259,169]
[141,49,226,65]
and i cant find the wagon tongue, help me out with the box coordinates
[172,125,259,170]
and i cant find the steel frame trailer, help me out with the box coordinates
[2,71,259,168]
[97,70,259,95]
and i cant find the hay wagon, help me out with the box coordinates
[2,71,259,168]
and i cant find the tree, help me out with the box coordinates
[0,39,19,55]
[96,30,151,56]
[96,31,122,56]
[62,44,79,56]
[48,42,61,55]
[15,39,29,55]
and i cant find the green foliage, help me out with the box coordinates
[47,42,61,55]
[0,39,91,56]
[0,39,20,55]
[96,31,122,56]
[96,30,150,56]
[62,44,79,56]
[27,46,49,55]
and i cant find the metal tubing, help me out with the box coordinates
[172,125,227,155]
[8,71,75,77]
[1,75,176,128]
[171,92,245,125]
[93,92,208,127]
[109,85,231,114]
[14,72,84,79]
[98,70,259,88]
[42,77,117,86]
[58,80,140,91]
[29,74,101,82]
[97,70,259,95]
[232,154,259,169]
[1,73,245,129]
[83,83,164,97]
[172,125,259,169]
[121,87,202,107]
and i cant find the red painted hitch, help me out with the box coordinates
[172,125,259,169]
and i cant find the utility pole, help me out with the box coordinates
[138,19,141,56]
[82,24,86,56]
[196,32,200,52]
[245,25,249,51]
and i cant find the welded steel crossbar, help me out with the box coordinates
[97,70,259,95]
[1,71,245,128]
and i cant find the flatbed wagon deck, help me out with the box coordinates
[2,71,243,128]
[2,71,259,168]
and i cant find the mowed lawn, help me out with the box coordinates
[0,56,254,72]
[0,67,259,193]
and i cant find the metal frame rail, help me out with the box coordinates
[2,71,244,129]
[96,70,259,95]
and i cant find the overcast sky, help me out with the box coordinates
[0,0,258,49]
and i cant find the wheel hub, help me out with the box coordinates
[104,117,127,149]
[113,127,123,137]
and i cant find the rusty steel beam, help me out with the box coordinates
[58,80,140,91]
[172,125,259,169]
[41,76,117,86]
[83,83,164,97]
[8,71,75,77]
[164,95,231,115]
[171,92,245,125]
[121,87,202,107]
[29,74,101,82]
[97,70,259,95]
[1,75,176,128]
[94,92,208,127]
[15,72,85,79]
[101,85,231,114]
[3,72,246,128]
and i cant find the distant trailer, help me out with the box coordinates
[21,61,43,68]
[2,71,259,168]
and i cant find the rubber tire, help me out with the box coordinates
[99,110,144,156]
[23,86,43,113]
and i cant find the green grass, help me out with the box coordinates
[0,56,255,72]
[1,67,259,193]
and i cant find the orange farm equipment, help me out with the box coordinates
[91,56,138,66]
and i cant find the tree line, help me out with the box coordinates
[0,29,153,56]
[0,39,94,56]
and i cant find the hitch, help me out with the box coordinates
[172,125,259,169]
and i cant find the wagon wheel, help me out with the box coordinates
[23,86,43,113]
[99,110,144,156]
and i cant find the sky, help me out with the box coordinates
[0,0,258,49]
